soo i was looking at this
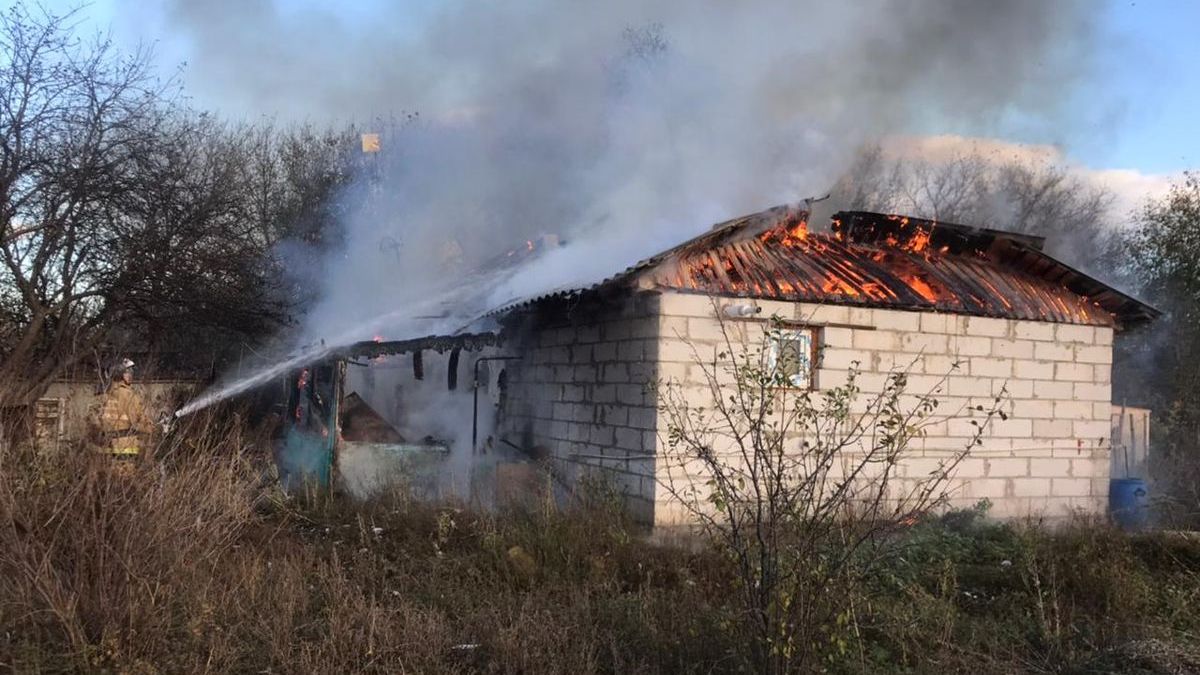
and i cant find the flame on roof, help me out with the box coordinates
[490,207,1159,329]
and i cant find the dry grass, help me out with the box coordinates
[0,408,733,673]
[1,409,1198,673]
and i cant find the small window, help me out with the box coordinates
[767,329,814,389]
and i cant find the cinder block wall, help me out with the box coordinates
[499,294,662,521]
[653,292,1113,525]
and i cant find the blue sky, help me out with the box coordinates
[49,0,1200,177]
[1076,0,1200,173]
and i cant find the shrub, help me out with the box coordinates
[657,314,1003,673]
[1,409,1197,673]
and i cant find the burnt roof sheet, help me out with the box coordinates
[340,333,498,359]
[494,207,1158,329]
[636,210,1158,327]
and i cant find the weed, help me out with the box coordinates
[1,418,1197,673]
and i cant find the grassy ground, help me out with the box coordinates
[1,419,1198,673]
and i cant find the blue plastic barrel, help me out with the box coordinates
[1109,478,1149,530]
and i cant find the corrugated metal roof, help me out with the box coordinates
[493,207,1159,328]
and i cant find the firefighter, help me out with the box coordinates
[97,358,155,464]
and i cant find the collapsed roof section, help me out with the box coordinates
[638,209,1157,328]
[496,207,1158,330]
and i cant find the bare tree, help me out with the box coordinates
[240,121,362,249]
[101,113,295,363]
[996,161,1114,242]
[657,314,1003,672]
[0,5,168,408]
[829,144,1115,268]
[0,7,364,420]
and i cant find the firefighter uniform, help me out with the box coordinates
[99,380,154,457]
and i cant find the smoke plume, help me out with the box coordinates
[149,0,1104,346]
[152,0,1113,422]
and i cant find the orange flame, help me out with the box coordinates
[822,275,861,297]
[879,215,936,256]
[907,228,931,253]
[759,216,809,248]
[904,274,938,302]
[783,219,808,244]
[672,212,962,306]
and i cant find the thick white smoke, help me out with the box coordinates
[154,0,1100,348]
[162,0,1108,423]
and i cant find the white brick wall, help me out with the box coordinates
[502,291,1117,526]
[649,294,1114,524]
[499,294,661,516]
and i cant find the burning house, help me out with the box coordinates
[279,207,1156,526]
[491,208,1157,525]
[278,333,504,499]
